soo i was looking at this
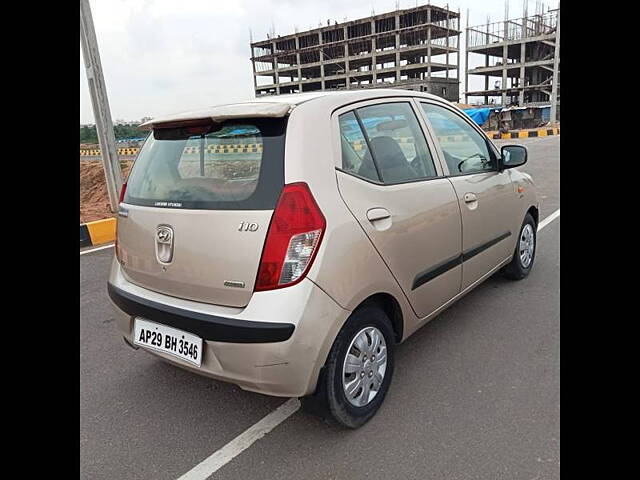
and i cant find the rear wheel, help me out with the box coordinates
[502,212,536,280]
[301,305,395,429]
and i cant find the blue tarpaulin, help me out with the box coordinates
[462,108,492,126]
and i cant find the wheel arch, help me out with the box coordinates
[527,205,539,227]
[357,292,404,344]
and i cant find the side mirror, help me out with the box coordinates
[500,145,528,170]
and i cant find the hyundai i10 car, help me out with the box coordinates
[108,89,538,428]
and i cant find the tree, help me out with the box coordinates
[80,123,146,144]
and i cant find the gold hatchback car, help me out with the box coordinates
[108,89,538,428]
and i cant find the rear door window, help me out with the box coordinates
[338,102,438,184]
[124,118,286,210]
[338,111,379,182]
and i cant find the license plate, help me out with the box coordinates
[133,318,203,367]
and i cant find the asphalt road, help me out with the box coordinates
[80,135,560,480]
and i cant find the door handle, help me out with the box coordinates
[366,208,391,222]
[464,193,478,203]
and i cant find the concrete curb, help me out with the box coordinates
[80,218,116,248]
[486,127,560,140]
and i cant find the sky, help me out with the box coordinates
[80,0,557,124]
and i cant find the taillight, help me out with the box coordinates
[119,182,127,204]
[255,182,326,291]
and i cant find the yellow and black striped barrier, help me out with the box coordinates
[486,127,560,140]
[80,145,264,156]
[80,218,116,248]
[182,145,263,154]
[350,136,465,151]
[80,149,103,156]
[80,148,141,156]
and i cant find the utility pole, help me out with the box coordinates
[549,4,560,124]
[80,0,122,212]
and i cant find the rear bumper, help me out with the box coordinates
[107,283,295,343]
[108,258,350,397]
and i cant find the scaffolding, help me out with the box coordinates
[464,5,560,120]
[250,3,461,101]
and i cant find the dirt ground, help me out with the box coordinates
[80,160,133,224]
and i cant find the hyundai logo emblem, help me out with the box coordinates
[156,226,173,244]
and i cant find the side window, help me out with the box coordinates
[356,102,438,184]
[421,103,496,175]
[338,111,379,182]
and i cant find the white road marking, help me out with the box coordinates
[176,398,301,480]
[538,208,560,231]
[80,244,114,256]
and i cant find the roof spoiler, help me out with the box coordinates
[139,102,294,130]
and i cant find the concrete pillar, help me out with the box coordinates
[371,20,377,85]
[464,15,469,103]
[518,42,525,105]
[446,8,450,79]
[427,8,432,81]
[344,26,350,89]
[272,41,280,94]
[250,47,258,95]
[484,55,489,104]
[519,8,528,106]
[318,32,324,90]
[395,14,400,83]
[550,6,560,123]
[456,9,460,100]
[484,19,490,104]
[501,24,507,106]
[295,36,302,93]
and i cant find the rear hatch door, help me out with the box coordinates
[117,118,287,307]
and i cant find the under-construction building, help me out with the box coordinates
[250,3,460,101]
[464,6,559,115]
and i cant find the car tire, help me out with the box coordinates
[301,305,395,429]
[502,212,537,280]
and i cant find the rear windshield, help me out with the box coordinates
[124,117,287,210]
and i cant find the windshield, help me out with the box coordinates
[124,117,287,210]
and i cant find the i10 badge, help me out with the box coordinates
[238,221,259,232]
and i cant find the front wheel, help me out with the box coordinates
[502,212,537,280]
[302,305,395,429]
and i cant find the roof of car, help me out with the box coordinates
[139,89,447,129]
